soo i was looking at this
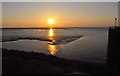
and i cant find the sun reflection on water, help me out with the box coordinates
[48,28,58,55]
[49,28,54,37]
[48,45,58,55]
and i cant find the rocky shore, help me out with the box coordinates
[2,48,118,76]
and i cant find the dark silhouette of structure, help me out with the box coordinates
[107,26,120,66]
[107,2,120,66]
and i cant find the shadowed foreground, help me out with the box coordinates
[2,48,120,76]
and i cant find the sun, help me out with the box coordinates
[49,19,54,24]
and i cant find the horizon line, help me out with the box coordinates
[1,26,109,29]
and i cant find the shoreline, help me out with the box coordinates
[2,48,106,76]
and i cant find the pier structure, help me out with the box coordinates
[107,2,120,66]
[107,26,120,66]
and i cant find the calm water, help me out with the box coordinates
[2,27,108,63]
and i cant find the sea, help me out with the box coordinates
[2,27,109,64]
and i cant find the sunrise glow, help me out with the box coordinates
[3,2,118,28]
[49,19,54,24]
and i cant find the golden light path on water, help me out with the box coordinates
[49,28,54,37]
[48,28,58,55]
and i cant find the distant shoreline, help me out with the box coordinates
[1,27,108,30]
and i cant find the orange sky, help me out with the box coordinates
[2,2,118,28]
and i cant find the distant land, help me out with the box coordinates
[1,27,108,29]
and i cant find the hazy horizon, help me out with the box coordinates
[1,26,109,28]
[3,2,118,28]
